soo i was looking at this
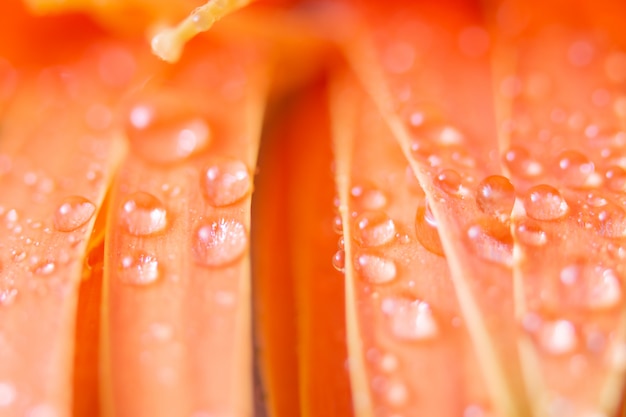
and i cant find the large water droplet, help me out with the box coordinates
[559,262,622,310]
[466,223,513,266]
[201,159,251,207]
[126,94,211,165]
[538,319,578,355]
[523,184,569,221]
[553,150,594,187]
[476,175,515,222]
[415,200,445,256]
[120,192,168,236]
[53,196,96,232]
[354,252,397,284]
[380,296,438,341]
[332,250,346,272]
[118,251,160,285]
[354,211,396,247]
[503,146,543,178]
[192,218,248,267]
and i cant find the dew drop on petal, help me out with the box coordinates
[415,200,445,256]
[53,196,96,232]
[201,159,251,207]
[553,150,594,187]
[354,252,397,284]
[435,169,463,196]
[538,319,578,355]
[354,211,396,247]
[120,192,167,236]
[33,260,56,276]
[332,250,345,272]
[192,218,248,267]
[381,296,438,341]
[476,175,515,221]
[118,251,160,285]
[605,166,626,192]
[523,184,568,221]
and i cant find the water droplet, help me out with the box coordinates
[415,200,445,256]
[53,196,96,232]
[596,201,626,238]
[466,223,513,266]
[381,296,438,340]
[354,252,397,284]
[126,94,211,165]
[33,260,56,276]
[0,381,16,407]
[503,146,543,178]
[192,218,248,267]
[553,150,594,187]
[560,262,622,310]
[435,169,463,196]
[333,215,343,234]
[354,211,396,247]
[120,192,167,236]
[201,159,251,206]
[476,175,515,221]
[351,185,388,210]
[385,380,409,407]
[118,251,160,285]
[538,319,578,355]
[514,220,548,246]
[605,166,626,192]
[332,250,346,272]
[523,185,568,221]
[379,353,399,373]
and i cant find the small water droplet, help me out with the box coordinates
[33,260,56,276]
[514,220,548,246]
[120,192,167,236]
[126,93,211,165]
[379,353,399,373]
[354,252,397,284]
[466,223,513,266]
[332,250,346,272]
[415,200,445,256]
[53,196,96,232]
[354,211,396,247]
[192,218,248,267]
[503,146,543,178]
[381,296,438,340]
[523,184,569,221]
[553,150,594,187]
[559,262,622,310]
[201,159,251,207]
[333,215,343,234]
[0,381,16,407]
[538,319,578,355]
[476,175,515,221]
[435,169,463,196]
[351,185,388,210]
[118,251,160,285]
[605,166,626,192]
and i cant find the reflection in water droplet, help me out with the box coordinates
[354,252,397,284]
[53,196,96,232]
[33,260,56,276]
[523,185,568,221]
[560,262,622,310]
[538,319,578,355]
[514,220,548,246]
[466,223,513,266]
[118,251,160,285]
[126,95,211,165]
[381,296,438,341]
[554,150,594,187]
[201,159,250,206]
[0,381,16,407]
[415,201,445,256]
[120,192,167,236]
[332,250,345,272]
[192,218,248,267]
[435,169,463,196]
[503,146,543,178]
[354,211,396,247]
[476,175,515,222]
